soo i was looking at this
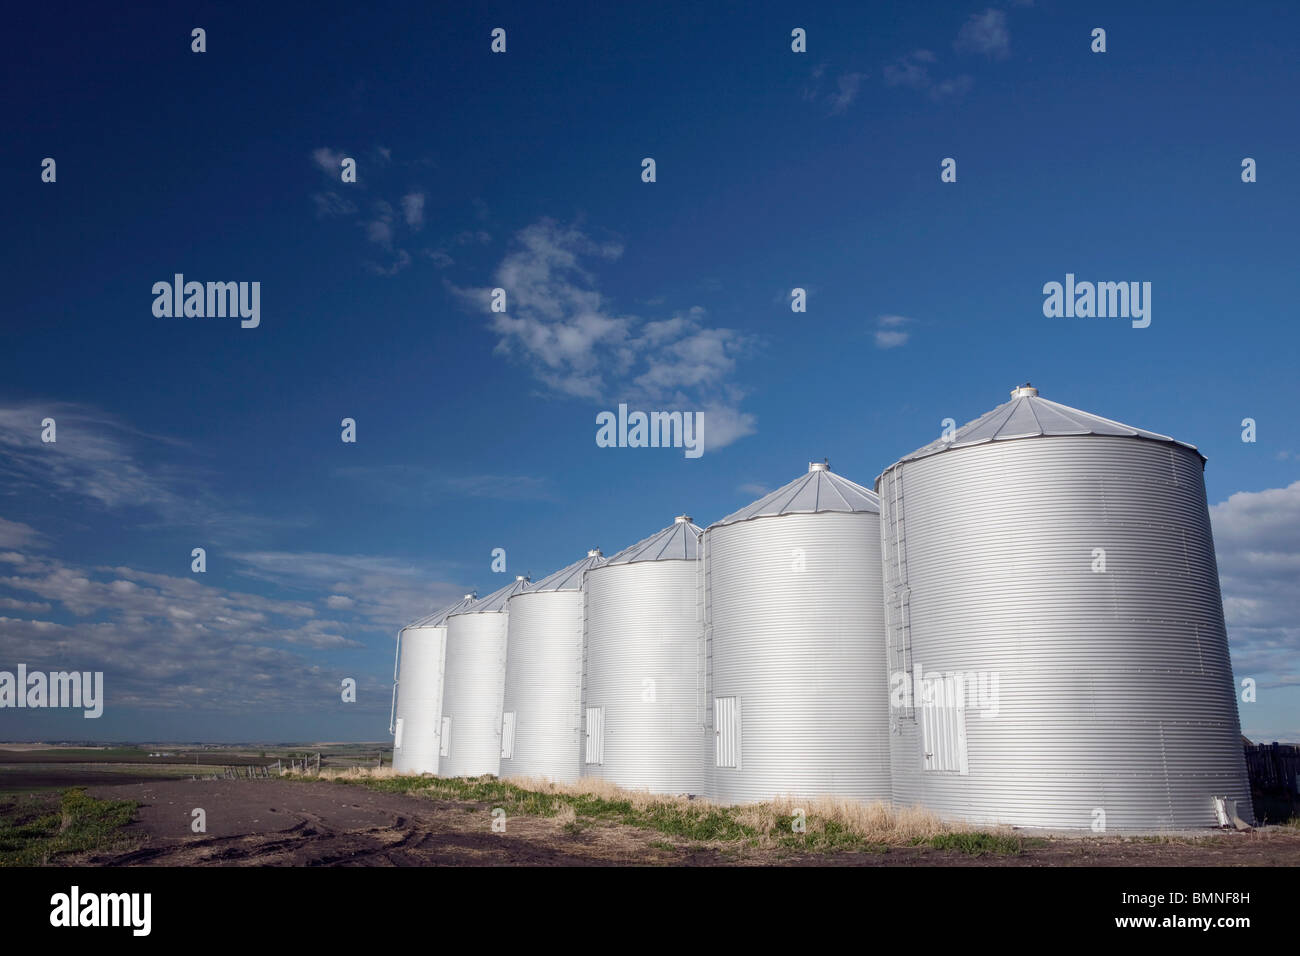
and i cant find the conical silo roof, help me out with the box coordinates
[606,515,702,564]
[881,383,1203,477]
[709,461,879,530]
[452,575,531,615]
[526,549,606,593]
[407,592,478,628]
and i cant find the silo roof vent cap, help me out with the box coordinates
[587,548,602,557]
[808,459,830,472]
[1011,382,1039,398]
[674,514,693,524]
[515,575,528,581]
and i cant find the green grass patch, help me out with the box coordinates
[315,773,1036,857]
[0,788,138,866]
[922,832,1025,856]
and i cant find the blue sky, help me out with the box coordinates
[2,0,1297,742]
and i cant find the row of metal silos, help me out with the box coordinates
[390,385,1252,829]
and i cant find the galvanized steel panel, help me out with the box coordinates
[582,559,709,795]
[877,432,1252,830]
[527,550,604,592]
[499,589,587,782]
[391,623,446,775]
[884,386,1201,476]
[710,462,879,527]
[706,510,891,804]
[606,516,701,563]
[464,575,531,613]
[440,610,510,777]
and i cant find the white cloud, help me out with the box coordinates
[829,72,867,114]
[365,200,394,247]
[883,51,973,101]
[0,403,189,515]
[697,404,758,450]
[0,403,304,544]
[0,517,43,549]
[955,8,1011,59]
[873,314,913,349]
[1211,481,1300,697]
[311,147,347,175]
[803,67,869,116]
[448,220,757,449]
[312,191,357,219]
[367,249,411,276]
[230,550,467,631]
[0,546,432,713]
[400,191,425,229]
[309,148,433,279]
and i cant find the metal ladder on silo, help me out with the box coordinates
[885,467,914,722]
[388,628,402,735]
[697,526,710,735]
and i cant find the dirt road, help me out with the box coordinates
[80,778,1300,867]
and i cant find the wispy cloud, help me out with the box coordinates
[310,147,430,277]
[1211,481,1300,724]
[0,402,192,516]
[0,546,426,715]
[803,65,870,116]
[829,72,867,114]
[447,219,758,449]
[0,402,308,546]
[311,147,347,176]
[955,8,1011,59]
[0,517,44,550]
[873,314,913,349]
[312,190,357,219]
[400,191,425,230]
[883,50,973,101]
[229,549,468,631]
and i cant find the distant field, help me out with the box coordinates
[0,744,392,794]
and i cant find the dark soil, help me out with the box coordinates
[77,779,1300,867]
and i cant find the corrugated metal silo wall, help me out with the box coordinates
[440,612,509,777]
[878,436,1252,829]
[582,561,709,795]
[706,512,890,803]
[392,624,446,774]
[500,590,585,783]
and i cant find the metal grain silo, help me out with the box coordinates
[390,593,476,775]
[440,575,531,778]
[703,462,890,804]
[499,549,606,783]
[582,516,709,796]
[877,384,1252,830]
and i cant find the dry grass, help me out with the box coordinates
[503,774,703,812]
[508,776,970,846]
[733,794,957,846]
[300,766,402,781]
[297,767,1010,850]
[280,766,1034,853]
